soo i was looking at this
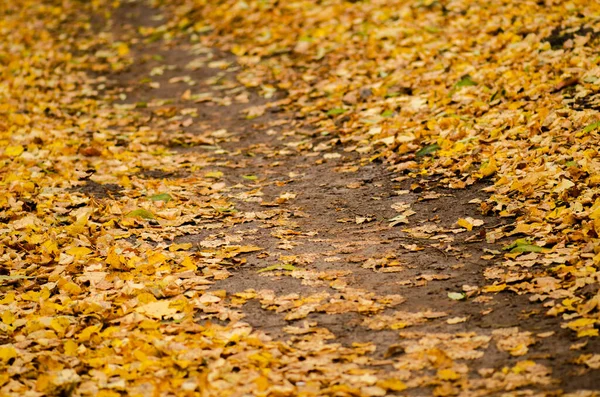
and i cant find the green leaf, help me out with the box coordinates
[503,238,546,253]
[455,75,477,88]
[257,264,298,273]
[510,244,546,253]
[583,121,600,133]
[205,171,223,179]
[416,144,440,157]
[448,292,466,301]
[327,108,346,116]
[126,209,155,219]
[242,175,258,181]
[503,238,527,250]
[149,193,172,202]
[381,109,395,117]
[213,205,237,214]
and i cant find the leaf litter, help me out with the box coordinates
[0,0,600,396]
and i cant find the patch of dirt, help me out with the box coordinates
[69,180,123,199]
[138,169,190,180]
[543,25,599,50]
[567,90,600,112]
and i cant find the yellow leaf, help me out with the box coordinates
[9,113,29,126]
[512,360,536,374]
[1,311,15,326]
[0,345,17,362]
[579,354,600,369]
[60,281,82,296]
[554,178,574,193]
[438,369,460,381]
[4,145,24,157]
[42,239,59,256]
[120,175,132,188]
[135,300,177,319]
[254,375,269,392]
[65,223,86,236]
[169,243,193,252]
[508,343,529,356]
[133,350,147,362]
[113,232,131,240]
[148,252,167,266]
[139,319,160,330]
[106,247,123,269]
[97,391,121,397]
[390,322,408,330]
[577,328,599,338]
[137,292,157,305]
[22,290,41,301]
[479,156,497,178]
[35,374,51,393]
[590,201,600,220]
[64,340,78,356]
[66,247,92,258]
[78,324,101,342]
[237,245,262,253]
[484,283,506,293]
[566,318,596,329]
[180,256,197,271]
[0,293,15,305]
[117,42,130,56]
[50,317,70,336]
[457,218,473,231]
[205,171,223,178]
[101,326,119,338]
[377,378,407,392]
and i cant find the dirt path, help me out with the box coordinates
[4,0,599,396]
[81,2,600,395]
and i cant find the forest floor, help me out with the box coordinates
[1,0,600,396]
